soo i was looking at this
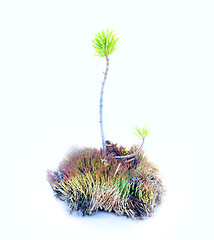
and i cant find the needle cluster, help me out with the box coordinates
[92,29,119,57]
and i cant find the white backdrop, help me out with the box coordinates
[0,1,214,240]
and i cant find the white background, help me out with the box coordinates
[0,0,214,239]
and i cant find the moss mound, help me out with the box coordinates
[47,143,164,220]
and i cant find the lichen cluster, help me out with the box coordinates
[47,143,164,220]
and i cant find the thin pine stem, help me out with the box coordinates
[100,55,109,157]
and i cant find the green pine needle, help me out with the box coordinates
[92,29,119,57]
[134,126,150,138]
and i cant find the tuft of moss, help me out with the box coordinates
[47,143,164,220]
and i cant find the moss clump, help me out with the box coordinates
[47,143,164,220]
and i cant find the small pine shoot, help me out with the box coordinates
[134,126,150,138]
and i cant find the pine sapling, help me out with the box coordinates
[92,29,119,158]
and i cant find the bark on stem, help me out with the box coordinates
[100,55,109,157]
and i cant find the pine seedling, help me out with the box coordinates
[92,29,119,157]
